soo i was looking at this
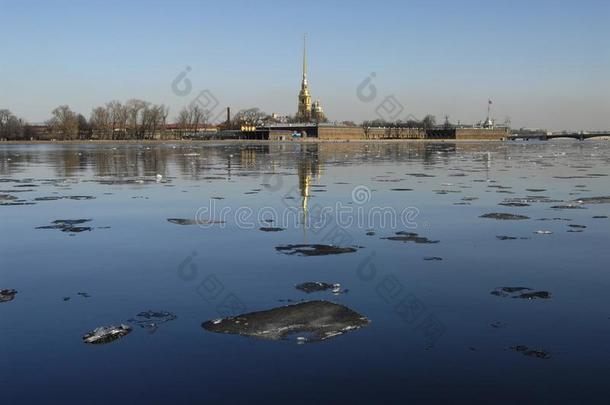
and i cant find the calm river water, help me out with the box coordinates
[1,141,610,403]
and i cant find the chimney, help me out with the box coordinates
[227,107,231,128]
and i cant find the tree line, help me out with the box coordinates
[1,103,275,140]
[1,101,171,140]
[362,115,440,131]
[2,104,448,141]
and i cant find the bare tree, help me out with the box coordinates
[0,109,25,140]
[176,104,211,137]
[189,104,210,132]
[77,114,91,139]
[125,99,147,139]
[90,106,111,139]
[105,101,127,139]
[421,115,436,130]
[177,107,191,137]
[233,108,267,127]
[361,120,372,139]
[47,105,78,140]
[141,104,168,139]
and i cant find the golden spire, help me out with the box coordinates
[302,33,308,86]
[297,33,312,121]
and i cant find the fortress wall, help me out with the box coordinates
[317,126,425,140]
[366,128,425,139]
[317,126,365,140]
[267,126,508,141]
[454,128,509,140]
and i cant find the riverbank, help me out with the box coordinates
[0,138,522,145]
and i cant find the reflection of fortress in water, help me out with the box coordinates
[0,142,515,184]
[296,144,321,216]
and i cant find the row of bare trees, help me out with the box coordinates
[362,115,437,131]
[176,104,211,136]
[89,100,169,140]
[232,108,267,127]
[3,102,215,140]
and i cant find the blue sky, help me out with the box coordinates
[1,0,609,130]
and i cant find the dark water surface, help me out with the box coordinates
[2,141,610,403]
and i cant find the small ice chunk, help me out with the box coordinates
[83,324,132,344]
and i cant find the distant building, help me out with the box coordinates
[482,99,494,128]
[268,113,290,124]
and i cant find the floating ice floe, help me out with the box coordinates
[275,244,360,256]
[511,345,551,359]
[496,235,530,241]
[259,227,285,232]
[499,202,530,207]
[491,287,551,300]
[381,232,439,244]
[295,282,345,295]
[128,310,177,331]
[573,196,610,204]
[0,194,17,202]
[551,204,586,210]
[167,218,225,226]
[36,219,93,233]
[0,289,17,303]
[202,300,370,343]
[82,324,133,344]
[34,195,95,201]
[480,213,530,220]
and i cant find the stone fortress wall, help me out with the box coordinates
[267,125,508,141]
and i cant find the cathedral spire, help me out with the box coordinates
[297,33,313,122]
[302,33,308,86]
